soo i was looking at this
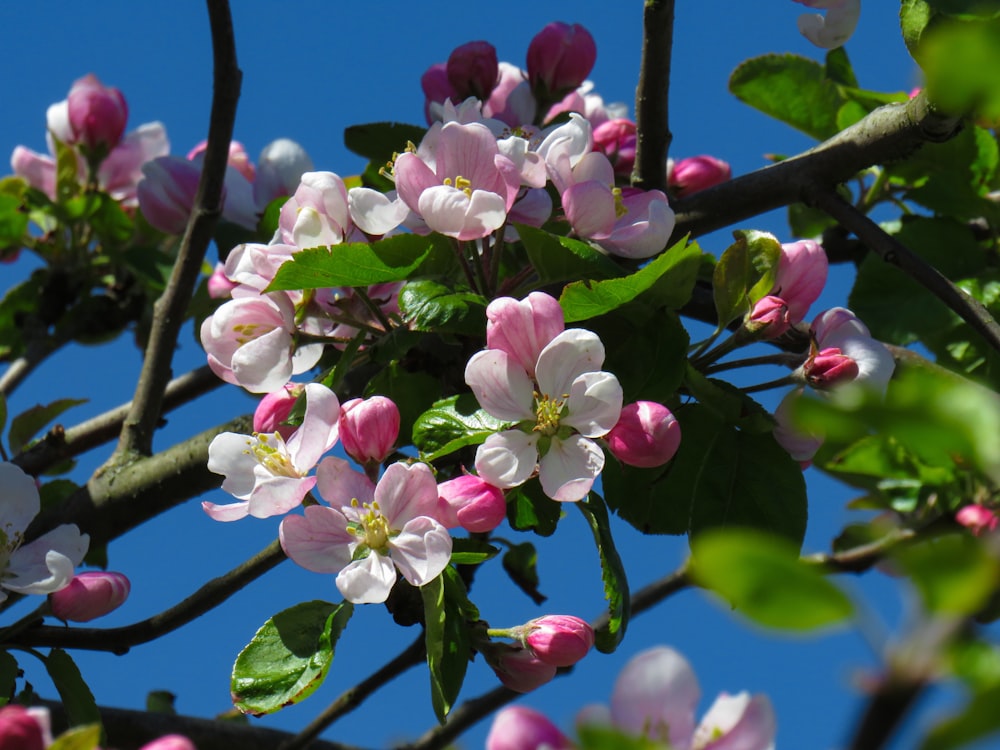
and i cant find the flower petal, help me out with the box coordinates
[287,383,340,473]
[315,456,375,507]
[465,349,536,421]
[0,462,41,541]
[374,462,441,526]
[610,646,700,747]
[475,430,539,489]
[247,475,317,518]
[336,552,398,604]
[5,525,89,596]
[279,505,355,573]
[538,435,604,502]
[535,329,606,398]
[390,516,453,586]
[564,371,623,437]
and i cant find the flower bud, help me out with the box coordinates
[592,118,637,177]
[339,396,400,465]
[486,706,573,750]
[490,648,557,693]
[526,22,597,100]
[606,401,682,468]
[747,295,791,338]
[802,347,859,389]
[437,475,506,533]
[957,504,999,536]
[0,705,45,750]
[447,41,499,101]
[66,74,128,151]
[49,571,130,622]
[253,383,305,440]
[254,138,314,211]
[138,156,204,234]
[524,615,595,667]
[774,239,828,323]
[206,262,237,300]
[668,155,731,196]
[138,735,197,750]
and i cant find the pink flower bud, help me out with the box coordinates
[592,118,637,177]
[138,735,197,750]
[422,63,458,106]
[446,41,499,101]
[49,571,130,622]
[490,648,558,693]
[339,396,400,465]
[206,262,237,300]
[66,74,128,151]
[957,505,999,536]
[526,22,597,99]
[187,140,256,182]
[138,156,204,234]
[524,615,595,667]
[747,295,791,338]
[773,239,828,323]
[485,292,565,379]
[486,706,573,750]
[437,475,506,533]
[606,401,681,468]
[253,383,305,440]
[0,705,45,750]
[803,347,859,389]
[668,155,731,197]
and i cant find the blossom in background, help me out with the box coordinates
[668,155,731,196]
[0,462,89,605]
[793,0,861,49]
[526,22,598,102]
[203,383,340,521]
[810,307,895,395]
[64,73,129,153]
[956,504,999,536]
[279,460,452,604]
[486,706,573,750]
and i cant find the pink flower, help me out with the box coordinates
[747,295,791,338]
[187,139,256,182]
[802,346,860,389]
[279,171,354,248]
[486,706,573,750]
[692,692,778,750]
[811,307,895,395]
[0,705,45,750]
[339,396,400,466]
[254,138,314,211]
[772,239,828,323]
[203,383,340,521]
[606,401,682,468]
[279,460,452,604]
[66,74,128,152]
[488,648,558,693]
[49,571,130,622]
[394,121,521,240]
[592,117,637,177]
[794,0,861,49]
[138,155,203,234]
[483,62,537,127]
[138,735,197,750]
[447,41,499,101]
[526,22,598,100]
[253,382,305,440]
[437,475,507,533]
[485,292,565,379]
[956,505,999,536]
[206,262,238,300]
[523,615,595,667]
[668,155,731,197]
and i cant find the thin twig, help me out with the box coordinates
[809,188,1000,356]
[12,541,285,653]
[632,0,675,192]
[111,0,241,462]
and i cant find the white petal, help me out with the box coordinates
[336,552,398,604]
[5,525,89,595]
[375,462,440,527]
[693,692,776,750]
[535,329,606,398]
[538,435,604,502]
[279,506,355,573]
[475,430,539,489]
[348,187,410,235]
[465,349,536,422]
[564,371,624,437]
[611,646,700,747]
[0,462,41,542]
[201,499,251,522]
[390,516,453,586]
[207,432,260,499]
[246,475,317,518]
[231,326,295,394]
[287,383,340,473]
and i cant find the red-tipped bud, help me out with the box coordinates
[957,505,999,536]
[206,262,237,300]
[49,571,130,623]
[524,615,595,667]
[339,396,400,465]
[253,383,305,440]
[803,347,859,389]
[0,706,45,750]
[606,401,681,468]
[490,648,558,693]
[526,22,597,99]
[447,41,499,101]
[592,118,637,177]
[437,475,507,533]
[486,706,573,750]
[66,74,128,151]
[748,295,791,338]
[668,155,731,196]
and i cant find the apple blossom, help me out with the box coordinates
[486,706,573,750]
[522,614,595,667]
[668,155,732,196]
[794,0,861,49]
[956,504,999,536]
[339,396,400,466]
[254,138,314,211]
[692,692,777,750]
[606,401,682,468]
[0,462,89,604]
[436,474,507,533]
[279,171,355,248]
[802,346,860,389]
[138,155,203,234]
[447,41,499,101]
[49,570,130,622]
[485,291,565,378]
[771,239,828,323]
[526,22,598,102]
[187,139,255,181]
[280,460,452,604]
[66,73,128,153]
[592,117,637,177]
[746,295,791,338]
[483,62,537,127]
[812,307,895,395]
[207,262,238,299]
[253,382,305,440]
[0,705,45,750]
[203,383,340,521]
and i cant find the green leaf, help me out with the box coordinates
[0,273,45,360]
[399,280,487,335]
[825,47,859,88]
[88,192,133,247]
[712,230,781,329]
[421,570,474,722]
[266,235,433,291]
[577,494,630,653]
[729,54,846,140]
[9,399,87,454]
[48,725,102,750]
[45,649,102,731]
[507,481,563,536]
[893,534,1000,615]
[412,393,509,460]
[53,138,80,202]
[578,723,665,750]
[921,681,1000,750]
[518,224,624,284]
[146,689,177,714]
[231,600,353,716]
[343,121,427,162]
[449,537,500,565]
[916,14,1000,122]
[691,529,855,630]
[788,202,838,240]
[0,650,16,706]
[501,541,547,604]
[559,237,701,322]
[0,193,28,250]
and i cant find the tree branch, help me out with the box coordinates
[111,0,241,462]
[13,365,222,476]
[632,0,675,192]
[808,188,1000,356]
[670,94,962,239]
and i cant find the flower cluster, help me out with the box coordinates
[484,615,596,693]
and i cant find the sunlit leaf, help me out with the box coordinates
[577,494,630,653]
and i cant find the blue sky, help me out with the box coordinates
[3,2,981,749]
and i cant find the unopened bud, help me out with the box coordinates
[486,706,573,750]
[447,41,499,101]
[803,347,859,389]
[526,22,597,100]
[66,74,128,152]
[138,735,197,750]
[956,505,999,536]
[339,396,400,465]
[523,615,595,667]
[592,118,637,177]
[606,401,681,468]
[437,475,507,533]
[490,648,557,693]
[253,383,305,440]
[668,155,731,196]
[747,295,791,338]
[50,571,130,623]
[0,705,45,750]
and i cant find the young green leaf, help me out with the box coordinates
[9,398,87,454]
[518,224,624,284]
[421,569,475,723]
[343,121,427,161]
[577,494,630,653]
[48,724,103,750]
[412,393,509,460]
[399,280,487,335]
[45,649,102,732]
[892,534,1000,615]
[0,650,16,707]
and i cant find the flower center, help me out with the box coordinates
[533,392,567,437]
[245,433,299,477]
[232,322,267,346]
[349,500,392,552]
[443,175,473,197]
[612,186,627,218]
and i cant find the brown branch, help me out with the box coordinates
[111,0,241,462]
[671,93,962,239]
[809,188,1000,356]
[13,365,222,476]
[632,0,675,192]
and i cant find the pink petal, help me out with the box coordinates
[287,383,340,473]
[247,475,317,518]
[201,499,251,522]
[694,693,777,750]
[465,349,536,422]
[374,462,441,527]
[315,457,375,507]
[538,435,604,502]
[279,505,355,573]
[564,371,623,437]
[611,646,700,746]
[390,516,453,586]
